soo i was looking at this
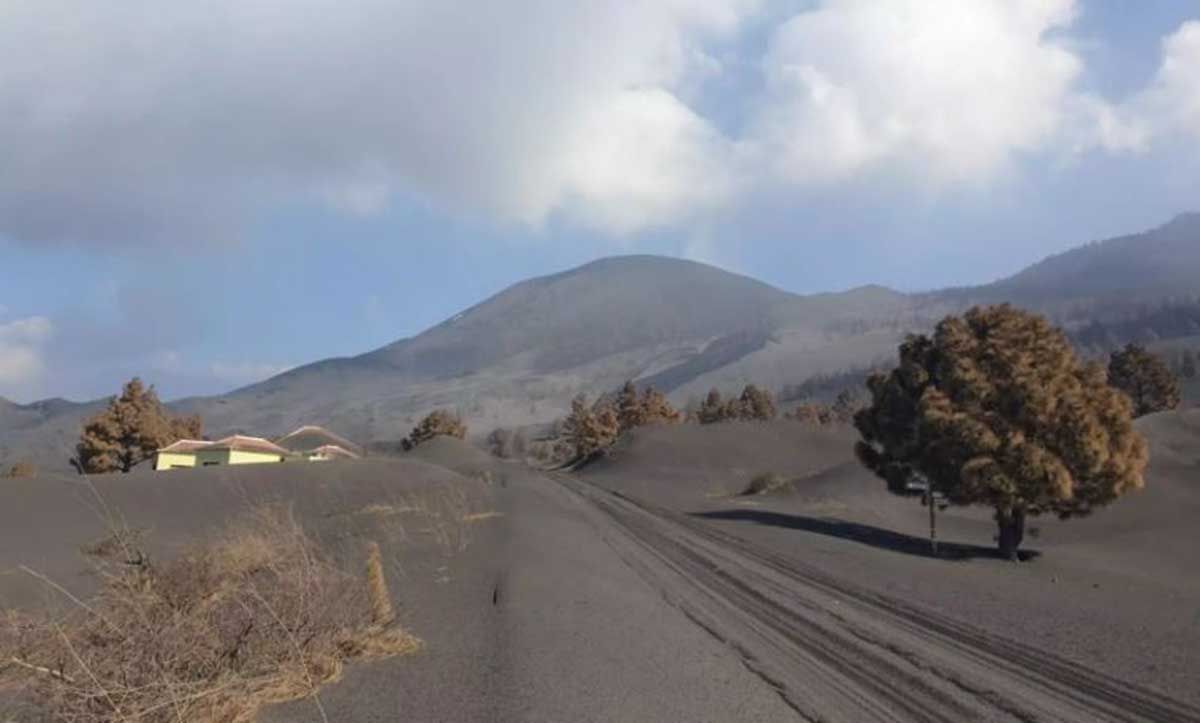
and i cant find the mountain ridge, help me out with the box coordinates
[4,213,1199,473]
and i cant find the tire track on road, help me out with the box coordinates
[557,475,1200,723]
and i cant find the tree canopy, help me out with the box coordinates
[696,385,777,424]
[402,410,467,450]
[854,305,1148,559]
[1107,343,1181,417]
[563,394,620,462]
[75,378,204,474]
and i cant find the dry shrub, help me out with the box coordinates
[742,473,789,496]
[0,507,418,722]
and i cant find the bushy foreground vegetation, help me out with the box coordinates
[855,305,1148,560]
[0,508,417,722]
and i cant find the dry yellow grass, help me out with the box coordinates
[0,507,419,723]
[365,541,395,626]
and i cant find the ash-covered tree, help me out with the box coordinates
[616,381,647,431]
[563,394,620,462]
[75,378,204,474]
[402,410,467,450]
[486,427,527,459]
[696,385,776,424]
[735,384,777,421]
[854,305,1148,561]
[638,386,682,426]
[1108,343,1181,417]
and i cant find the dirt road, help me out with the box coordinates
[556,474,1200,722]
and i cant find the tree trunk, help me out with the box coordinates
[996,507,1026,561]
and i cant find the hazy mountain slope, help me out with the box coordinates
[0,397,104,473]
[168,257,912,449]
[935,213,1200,310]
[5,214,1199,474]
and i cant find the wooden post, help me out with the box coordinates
[927,487,938,557]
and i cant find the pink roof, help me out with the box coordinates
[307,444,360,459]
[158,439,211,453]
[204,435,290,456]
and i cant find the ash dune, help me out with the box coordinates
[580,410,1200,707]
[4,413,1198,720]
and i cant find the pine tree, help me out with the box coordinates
[616,381,646,431]
[75,378,204,474]
[855,305,1148,560]
[639,386,682,425]
[736,385,777,421]
[563,395,620,461]
[1108,343,1181,417]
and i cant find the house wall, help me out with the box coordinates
[193,449,286,467]
[154,452,197,470]
[229,450,287,465]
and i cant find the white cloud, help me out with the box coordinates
[0,0,1192,246]
[0,0,758,244]
[1124,21,1200,145]
[0,316,53,391]
[749,0,1088,185]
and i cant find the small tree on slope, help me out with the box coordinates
[1108,343,1180,417]
[563,394,619,462]
[403,410,467,450]
[854,305,1148,560]
[75,378,204,474]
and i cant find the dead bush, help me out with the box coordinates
[0,507,418,723]
[742,473,789,496]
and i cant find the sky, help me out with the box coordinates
[1,0,1198,403]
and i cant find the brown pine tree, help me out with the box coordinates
[402,410,467,450]
[639,386,682,425]
[854,305,1148,560]
[1108,343,1181,417]
[563,395,620,461]
[737,384,777,421]
[616,381,646,431]
[75,378,204,474]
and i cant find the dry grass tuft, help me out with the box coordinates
[364,542,394,627]
[742,472,789,496]
[0,507,418,723]
[460,511,503,523]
